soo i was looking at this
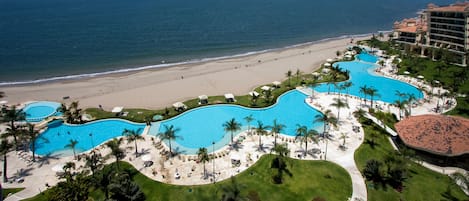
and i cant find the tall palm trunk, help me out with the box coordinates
[3,154,7,182]
[305,140,308,156]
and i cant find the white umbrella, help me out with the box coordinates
[272,81,281,87]
[434,80,440,84]
[311,72,320,77]
[345,55,352,58]
[261,86,271,91]
[111,106,124,113]
[0,100,7,105]
[324,63,331,67]
[141,154,152,162]
[417,75,424,79]
[249,91,259,97]
[403,71,410,75]
[51,164,64,172]
[326,58,333,62]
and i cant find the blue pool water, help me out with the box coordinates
[149,90,323,154]
[23,101,61,122]
[35,119,145,156]
[314,53,423,103]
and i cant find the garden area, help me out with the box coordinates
[25,155,352,201]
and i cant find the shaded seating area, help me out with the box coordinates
[224,93,236,103]
[173,102,187,112]
[198,95,208,105]
[272,81,281,88]
[248,91,259,97]
[111,106,127,117]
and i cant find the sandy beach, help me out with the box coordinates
[1,36,369,110]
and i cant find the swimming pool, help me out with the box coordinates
[149,90,324,154]
[23,101,61,122]
[35,119,145,156]
[314,53,423,103]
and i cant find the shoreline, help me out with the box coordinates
[0,33,375,87]
[0,34,372,110]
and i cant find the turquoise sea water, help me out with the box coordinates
[35,119,145,156]
[150,90,323,154]
[313,53,423,103]
[0,0,453,85]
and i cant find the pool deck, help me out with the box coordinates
[1,55,467,201]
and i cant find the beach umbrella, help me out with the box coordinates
[249,91,259,97]
[326,58,333,62]
[0,100,7,105]
[312,72,320,77]
[261,86,271,91]
[403,71,410,75]
[324,63,331,67]
[141,154,152,162]
[434,80,440,84]
[51,164,65,172]
[417,75,424,79]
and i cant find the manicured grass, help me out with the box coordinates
[3,188,24,199]
[26,155,352,201]
[355,118,469,201]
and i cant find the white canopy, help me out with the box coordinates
[326,58,333,62]
[51,164,64,172]
[344,55,352,58]
[434,80,440,84]
[230,153,241,161]
[224,93,235,99]
[111,106,124,113]
[403,71,410,75]
[324,62,331,67]
[249,91,260,97]
[322,68,331,73]
[312,72,320,77]
[417,75,424,79]
[272,81,281,86]
[141,154,152,161]
[261,86,271,91]
[0,100,7,105]
[198,95,208,100]
[173,102,186,109]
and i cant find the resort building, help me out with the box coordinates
[393,2,469,66]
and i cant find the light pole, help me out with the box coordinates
[212,141,215,183]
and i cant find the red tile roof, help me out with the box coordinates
[427,2,469,12]
[395,115,469,156]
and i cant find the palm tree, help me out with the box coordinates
[197,147,210,179]
[359,85,369,105]
[157,125,182,157]
[304,129,319,156]
[60,101,82,124]
[3,106,25,150]
[342,81,353,101]
[25,123,41,162]
[0,140,12,182]
[221,177,247,201]
[286,70,292,87]
[314,110,337,136]
[367,86,380,109]
[65,139,79,160]
[108,171,145,201]
[85,150,103,176]
[255,121,269,150]
[295,69,301,85]
[330,97,348,122]
[295,125,307,152]
[406,93,417,116]
[223,118,241,145]
[339,133,348,146]
[123,129,144,155]
[270,119,285,147]
[106,138,124,169]
[394,100,406,120]
[243,115,254,135]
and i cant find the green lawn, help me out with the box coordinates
[2,188,24,200]
[355,118,469,201]
[26,155,352,201]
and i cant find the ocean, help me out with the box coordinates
[0,0,454,85]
